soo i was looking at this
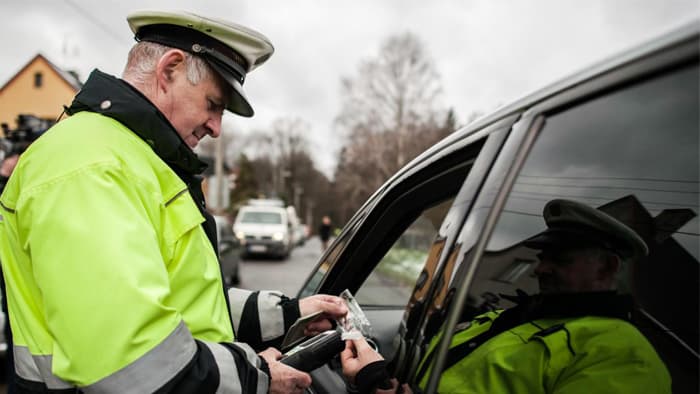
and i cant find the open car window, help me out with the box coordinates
[356,197,455,307]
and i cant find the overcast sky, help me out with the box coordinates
[1,0,697,176]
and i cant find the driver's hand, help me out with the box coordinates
[377,379,414,394]
[259,347,311,394]
[340,337,384,382]
[298,294,348,336]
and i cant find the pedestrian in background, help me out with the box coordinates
[319,215,333,251]
[0,10,346,393]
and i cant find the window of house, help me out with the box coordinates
[34,72,43,88]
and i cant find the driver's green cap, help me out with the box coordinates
[127,10,274,117]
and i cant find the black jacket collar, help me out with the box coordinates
[66,69,207,177]
[492,290,634,335]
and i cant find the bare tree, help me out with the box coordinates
[334,32,449,223]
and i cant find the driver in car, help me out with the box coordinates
[340,198,671,393]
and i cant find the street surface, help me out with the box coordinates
[237,236,324,297]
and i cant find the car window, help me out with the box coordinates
[355,198,455,307]
[239,211,283,224]
[467,63,698,387]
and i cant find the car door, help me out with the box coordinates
[297,115,519,393]
[421,30,698,394]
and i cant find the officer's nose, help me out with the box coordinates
[205,115,222,138]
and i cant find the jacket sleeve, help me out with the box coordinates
[74,323,271,394]
[551,326,671,394]
[227,288,301,351]
[156,336,271,394]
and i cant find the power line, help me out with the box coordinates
[520,174,699,184]
[500,209,699,236]
[515,181,698,195]
[510,190,697,208]
[502,209,540,218]
[63,0,125,45]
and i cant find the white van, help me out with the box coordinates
[233,204,293,259]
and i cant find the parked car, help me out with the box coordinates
[234,204,294,259]
[298,23,698,393]
[213,215,241,285]
[296,222,308,246]
[286,206,305,246]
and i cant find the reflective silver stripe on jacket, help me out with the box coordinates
[256,291,285,341]
[227,289,285,341]
[83,321,196,393]
[201,341,242,394]
[14,346,74,390]
[228,287,253,333]
[231,342,268,394]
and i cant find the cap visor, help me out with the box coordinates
[523,228,603,250]
[207,61,254,117]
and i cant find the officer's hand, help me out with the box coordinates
[298,294,347,336]
[259,348,311,394]
[340,337,384,383]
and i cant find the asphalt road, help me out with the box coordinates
[237,236,325,297]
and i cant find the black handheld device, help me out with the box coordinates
[280,330,345,372]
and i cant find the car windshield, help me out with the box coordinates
[240,211,283,224]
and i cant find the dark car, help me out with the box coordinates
[298,22,698,393]
[213,215,241,285]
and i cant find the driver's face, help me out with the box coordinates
[534,247,604,294]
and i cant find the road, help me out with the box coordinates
[237,236,325,297]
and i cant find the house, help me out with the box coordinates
[0,54,81,133]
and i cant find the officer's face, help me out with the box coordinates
[162,63,227,148]
[534,247,608,294]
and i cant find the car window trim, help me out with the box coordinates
[424,115,546,394]
[327,156,479,297]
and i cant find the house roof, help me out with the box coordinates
[0,53,82,95]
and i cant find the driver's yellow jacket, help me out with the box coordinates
[417,310,671,393]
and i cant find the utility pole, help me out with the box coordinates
[306,200,314,230]
[293,183,303,212]
[213,132,225,213]
[278,165,291,199]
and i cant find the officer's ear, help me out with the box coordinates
[155,49,187,92]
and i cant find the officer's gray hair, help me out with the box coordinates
[123,41,212,86]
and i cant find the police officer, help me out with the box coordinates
[0,10,346,393]
[341,199,671,393]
